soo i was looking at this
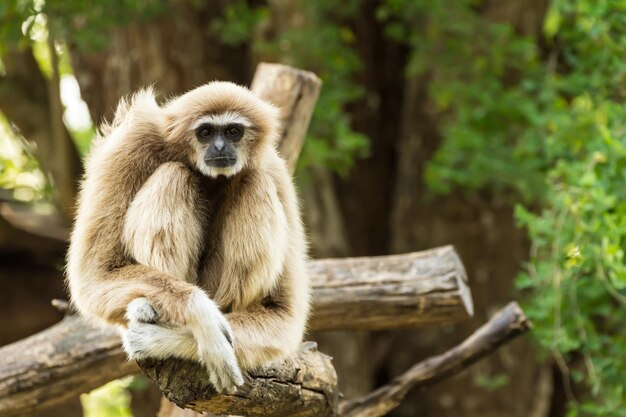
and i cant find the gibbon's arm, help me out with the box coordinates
[215,156,311,370]
[67,94,197,326]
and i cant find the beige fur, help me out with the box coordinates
[123,162,204,282]
[66,82,310,391]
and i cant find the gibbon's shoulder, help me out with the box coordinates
[86,89,168,170]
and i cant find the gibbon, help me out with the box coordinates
[66,82,310,393]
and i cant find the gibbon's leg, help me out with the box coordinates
[226,283,308,370]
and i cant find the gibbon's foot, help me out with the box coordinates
[126,297,158,324]
[196,334,244,394]
[122,321,197,360]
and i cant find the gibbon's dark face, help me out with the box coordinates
[195,123,244,168]
[191,112,251,178]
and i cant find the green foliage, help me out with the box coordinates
[377,0,548,202]
[0,116,49,203]
[212,0,369,175]
[377,0,626,413]
[210,1,269,47]
[473,372,510,392]
[0,0,164,51]
[80,377,137,417]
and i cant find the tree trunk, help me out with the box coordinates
[69,1,256,126]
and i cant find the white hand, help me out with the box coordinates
[187,290,244,393]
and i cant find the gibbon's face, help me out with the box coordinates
[191,112,251,178]
[164,82,280,178]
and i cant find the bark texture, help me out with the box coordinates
[310,245,473,331]
[0,315,138,417]
[140,342,338,417]
[69,1,256,126]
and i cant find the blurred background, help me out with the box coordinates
[1,0,625,416]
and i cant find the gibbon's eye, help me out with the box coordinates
[224,124,244,141]
[196,125,213,140]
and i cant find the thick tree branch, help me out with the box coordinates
[140,342,338,417]
[0,246,471,417]
[0,315,137,417]
[310,245,473,331]
[136,302,529,417]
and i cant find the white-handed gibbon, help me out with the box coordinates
[66,82,310,393]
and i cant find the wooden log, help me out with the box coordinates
[310,245,473,331]
[251,63,322,174]
[0,246,472,417]
[138,302,529,417]
[140,342,338,417]
[0,316,137,417]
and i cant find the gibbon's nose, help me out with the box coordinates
[214,137,225,151]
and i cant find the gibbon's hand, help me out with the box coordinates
[123,294,244,393]
[188,292,244,393]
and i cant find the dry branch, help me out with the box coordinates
[339,302,531,417]
[138,302,529,417]
[0,246,471,417]
[310,245,473,331]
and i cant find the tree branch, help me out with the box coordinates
[251,63,322,174]
[139,342,338,417]
[339,302,531,417]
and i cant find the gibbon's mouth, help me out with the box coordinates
[205,157,237,168]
